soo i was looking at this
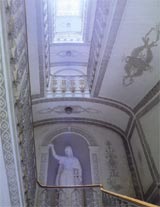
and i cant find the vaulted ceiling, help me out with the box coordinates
[26,0,160,135]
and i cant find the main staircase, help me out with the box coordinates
[35,181,159,207]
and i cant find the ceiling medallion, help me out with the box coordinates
[66,50,72,56]
[65,106,73,114]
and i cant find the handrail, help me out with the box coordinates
[37,180,102,189]
[36,180,159,207]
[101,187,159,207]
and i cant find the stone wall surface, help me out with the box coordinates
[0,0,36,206]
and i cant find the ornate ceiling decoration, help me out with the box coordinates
[25,0,160,131]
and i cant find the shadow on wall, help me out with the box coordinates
[47,133,92,185]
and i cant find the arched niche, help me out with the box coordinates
[38,127,100,186]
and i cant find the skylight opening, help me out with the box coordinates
[56,0,82,16]
[51,0,87,43]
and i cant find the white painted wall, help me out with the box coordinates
[140,102,160,172]
[130,127,153,194]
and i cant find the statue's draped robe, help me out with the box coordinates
[55,155,83,206]
[56,157,82,186]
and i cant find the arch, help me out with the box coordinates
[52,68,86,76]
[34,117,126,141]
[42,126,97,146]
[45,127,97,185]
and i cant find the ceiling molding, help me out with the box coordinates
[92,0,127,96]
[125,116,134,138]
[31,0,45,99]
[50,62,88,67]
[51,43,90,47]
[96,96,133,113]
[87,0,110,90]
[136,95,160,120]
[33,117,126,139]
[133,81,160,114]
[32,97,133,117]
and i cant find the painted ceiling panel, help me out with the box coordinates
[98,0,160,107]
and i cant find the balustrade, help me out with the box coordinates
[47,75,90,97]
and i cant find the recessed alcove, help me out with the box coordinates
[47,132,92,185]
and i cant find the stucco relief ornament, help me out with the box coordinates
[123,24,160,86]
[38,105,99,114]
[105,141,122,191]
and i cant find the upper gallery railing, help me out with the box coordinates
[46,75,90,97]
[35,181,159,207]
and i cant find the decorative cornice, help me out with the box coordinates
[136,95,160,119]
[136,120,159,182]
[49,62,88,67]
[134,81,160,114]
[33,117,126,139]
[50,43,90,47]
[87,0,109,89]
[97,96,133,114]
[92,0,127,96]
[31,0,45,100]
[0,18,21,206]
[125,116,134,137]
[32,97,133,117]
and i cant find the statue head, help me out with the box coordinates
[65,146,73,157]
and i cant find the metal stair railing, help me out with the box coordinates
[35,181,159,207]
[101,187,159,207]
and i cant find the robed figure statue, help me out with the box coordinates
[49,144,83,206]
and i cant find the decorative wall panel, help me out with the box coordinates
[139,102,160,172]
[130,127,153,194]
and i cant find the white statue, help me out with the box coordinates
[49,144,82,186]
[48,144,84,206]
